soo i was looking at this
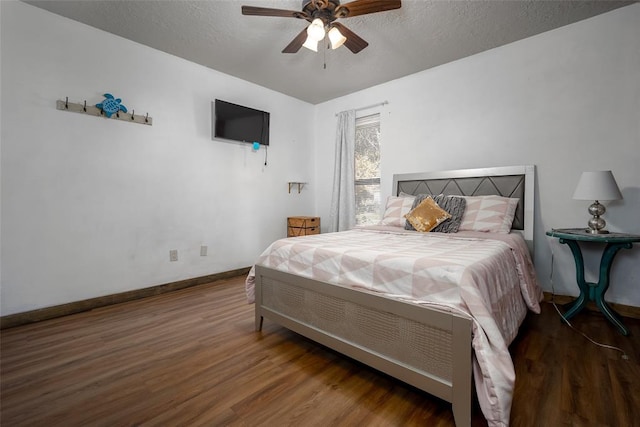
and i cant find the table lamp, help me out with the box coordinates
[572,170,623,234]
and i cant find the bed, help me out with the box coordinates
[246,165,541,427]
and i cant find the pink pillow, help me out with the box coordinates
[380,195,415,227]
[459,195,519,233]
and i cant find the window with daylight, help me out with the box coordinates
[354,113,381,226]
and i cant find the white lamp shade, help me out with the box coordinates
[572,170,623,201]
[328,27,346,49]
[302,35,318,52]
[307,18,325,41]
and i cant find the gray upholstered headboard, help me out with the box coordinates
[392,165,535,250]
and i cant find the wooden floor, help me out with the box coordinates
[1,276,639,427]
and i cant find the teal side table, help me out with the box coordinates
[546,228,640,336]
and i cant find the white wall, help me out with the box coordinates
[0,1,315,316]
[314,4,640,307]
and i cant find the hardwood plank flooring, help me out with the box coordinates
[1,276,639,426]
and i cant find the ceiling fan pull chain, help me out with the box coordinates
[323,41,327,69]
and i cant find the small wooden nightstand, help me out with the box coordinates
[287,216,320,237]
[546,228,640,335]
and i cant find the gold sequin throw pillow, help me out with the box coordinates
[404,196,452,232]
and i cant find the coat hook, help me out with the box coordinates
[83,100,87,112]
[131,110,135,120]
[145,113,149,123]
[65,97,68,109]
[116,112,120,118]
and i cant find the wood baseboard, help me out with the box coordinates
[0,267,251,330]
[542,292,640,320]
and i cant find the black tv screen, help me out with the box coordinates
[213,99,270,146]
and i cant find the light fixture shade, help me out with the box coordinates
[573,171,623,201]
[302,35,318,52]
[328,26,346,49]
[307,18,326,41]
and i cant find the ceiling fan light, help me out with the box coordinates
[302,35,318,52]
[307,18,326,41]
[328,27,346,49]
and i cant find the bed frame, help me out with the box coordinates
[254,165,535,427]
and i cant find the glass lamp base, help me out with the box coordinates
[587,201,608,234]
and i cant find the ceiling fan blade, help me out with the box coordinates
[336,0,401,18]
[282,28,309,54]
[242,5,308,19]
[331,22,368,53]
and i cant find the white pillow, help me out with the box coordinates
[459,195,519,233]
[380,195,416,228]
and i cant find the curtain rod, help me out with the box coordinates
[335,100,388,116]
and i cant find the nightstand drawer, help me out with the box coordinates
[287,225,320,237]
[287,216,320,237]
[287,216,319,228]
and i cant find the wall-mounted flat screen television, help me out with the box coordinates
[213,99,270,146]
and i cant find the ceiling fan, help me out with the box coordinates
[241,0,401,54]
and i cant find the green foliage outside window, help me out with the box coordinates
[355,115,381,226]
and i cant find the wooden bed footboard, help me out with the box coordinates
[254,265,473,427]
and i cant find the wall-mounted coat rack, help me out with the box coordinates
[56,97,153,126]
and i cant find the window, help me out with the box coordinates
[354,113,381,226]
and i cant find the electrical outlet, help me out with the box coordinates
[200,245,208,256]
[169,249,178,262]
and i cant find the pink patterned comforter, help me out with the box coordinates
[246,226,542,427]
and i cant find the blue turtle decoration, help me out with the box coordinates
[96,93,127,118]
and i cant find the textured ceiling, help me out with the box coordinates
[25,0,635,104]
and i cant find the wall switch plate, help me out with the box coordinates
[200,245,208,256]
[169,249,178,262]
